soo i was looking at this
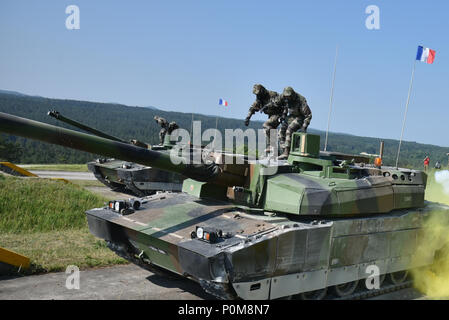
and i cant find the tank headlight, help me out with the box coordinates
[108,200,128,213]
[194,226,223,243]
[196,227,204,239]
[129,199,141,210]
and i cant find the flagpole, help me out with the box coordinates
[191,113,194,136]
[213,116,218,149]
[324,45,338,151]
[395,59,417,168]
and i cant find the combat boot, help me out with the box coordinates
[277,147,289,160]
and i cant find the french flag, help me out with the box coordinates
[416,46,436,64]
[218,98,228,106]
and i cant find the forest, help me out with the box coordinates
[0,91,448,169]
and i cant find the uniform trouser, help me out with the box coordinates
[159,129,167,144]
[263,115,280,148]
[279,116,304,149]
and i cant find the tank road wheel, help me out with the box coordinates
[332,280,359,297]
[298,288,328,300]
[389,270,409,285]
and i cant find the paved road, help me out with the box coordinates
[0,264,213,300]
[0,263,425,300]
[29,170,96,180]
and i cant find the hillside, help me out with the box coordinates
[0,91,448,168]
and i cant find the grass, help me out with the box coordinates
[0,176,107,233]
[18,164,89,172]
[70,179,104,187]
[0,175,126,274]
[1,230,126,273]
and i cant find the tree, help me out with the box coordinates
[0,135,23,162]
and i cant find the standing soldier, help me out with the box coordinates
[423,156,430,172]
[278,86,312,160]
[154,116,169,145]
[244,84,284,152]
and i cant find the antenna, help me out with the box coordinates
[324,45,338,151]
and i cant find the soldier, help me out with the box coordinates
[244,84,284,152]
[154,116,169,145]
[168,121,179,134]
[277,86,312,160]
[423,156,430,172]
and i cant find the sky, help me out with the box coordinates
[0,0,448,146]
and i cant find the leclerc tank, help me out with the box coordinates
[47,110,186,196]
[1,111,448,300]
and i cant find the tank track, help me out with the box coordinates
[90,170,126,192]
[91,169,155,197]
[191,275,413,300]
[121,181,155,198]
[106,241,415,300]
[331,280,412,300]
[275,278,413,300]
[198,280,238,300]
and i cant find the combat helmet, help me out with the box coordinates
[282,86,296,99]
[252,84,267,96]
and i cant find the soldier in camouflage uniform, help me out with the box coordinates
[154,116,169,145]
[168,121,179,134]
[277,86,312,160]
[244,84,284,152]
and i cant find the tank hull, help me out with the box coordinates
[86,192,449,299]
[87,159,184,196]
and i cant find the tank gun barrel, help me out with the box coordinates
[0,112,242,186]
[47,110,127,144]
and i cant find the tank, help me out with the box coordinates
[1,111,448,300]
[47,110,186,196]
